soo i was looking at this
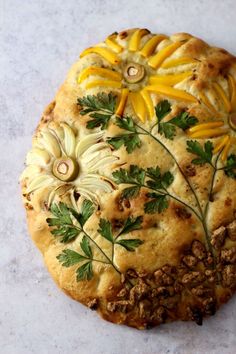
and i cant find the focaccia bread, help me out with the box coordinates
[21,28,236,329]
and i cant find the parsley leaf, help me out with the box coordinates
[107,117,142,153]
[56,249,86,267]
[224,154,236,178]
[70,199,95,227]
[116,239,143,252]
[76,262,93,281]
[118,216,143,235]
[158,122,176,140]
[80,235,92,258]
[112,165,145,199]
[169,112,198,130]
[186,140,213,165]
[146,167,174,190]
[144,193,168,214]
[98,219,113,243]
[155,100,171,121]
[77,92,116,129]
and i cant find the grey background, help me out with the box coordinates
[1,0,236,353]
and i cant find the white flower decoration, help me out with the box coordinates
[21,122,118,206]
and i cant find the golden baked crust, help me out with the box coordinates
[21,29,236,329]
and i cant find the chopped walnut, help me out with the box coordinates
[162,264,176,276]
[117,288,129,298]
[129,279,149,303]
[205,269,216,283]
[211,226,226,249]
[151,286,169,298]
[139,300,152,318]
[87,298,98,310]
[182,255,198,268]
[221,247,236,264]
[227,220,236,241]
[107,300,131,313]
[204,252,214,267]
[154,269,164,285]
[126,269,138,278]
[222,265,236,288]
[191,240,206,260]
[191,285,213,297]
[182,271,205,287]
[151,306,166,324]
[202,297,216,316]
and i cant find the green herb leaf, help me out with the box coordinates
[116,239,143,252]
[169,112,198,130]
[144,193,169,214]
[158,122,176,140]
[107,117,142,153]
[155,100,171,121]
[119,216,143,235]
[80,235,92,258]
[186,140,213,165]
[224,154,236,178]
[98,219,113,243]
[146,167,174,189]
[121,186,140,199]
[77,93,116,129]
[57,249,86,267]
[112,165,145,185]
[70,199,95,227]
[76,262,93,281]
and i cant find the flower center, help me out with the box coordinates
[53,157,80,182]
[123,62,145,84]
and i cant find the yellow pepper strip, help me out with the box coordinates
[188,121,224,134]
[188,128,227,139]
[148,41,184,69]
[115,88,129,116]
[198,91,220,117]
[78,67,122,84]
[213,135,230,154]
[149,71,192,86]
[139,34,167,58]
[228,75,236,111]
[140,89,155,120]
[80,47,121,65]
[85,80,122,89]
[129,92,147,122]
[221,138,231,161]
[213,82,231,113]
[105,35,123,53]
[161,57,198,69]
[145,84,198,103]
[129,28,150,52]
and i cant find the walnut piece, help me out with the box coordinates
[182,271,205,287]
[222,265,236,288]
[191,240,206,260]
[221,247,236,264]
[227,220,236,241]
[211,226,226,249]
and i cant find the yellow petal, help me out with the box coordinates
[140,89,154,120]
[78,66,122,83]
[105,35,123,53]
[213,135,230,154]
[139,34,167,58]
[129,28,150,52]
[228,74,236,111]
[149,71,192,86]
[212,82,231,113]
[85,80,122,89]
[80,47,120,65]
[116,88,129,116]
[161,57,198,69]
[146,84,198,103]
[129,92,147,122]
[198,91,220,117]
[148,41,185,69]
[188,128,227,139]
[221,138,231,161]
[188,121,224,134]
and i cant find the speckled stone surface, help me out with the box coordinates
[1,0,236,353]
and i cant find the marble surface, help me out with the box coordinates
[1,0,236,353]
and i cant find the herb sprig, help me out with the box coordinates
[47,200,143,281]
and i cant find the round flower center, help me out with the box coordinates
[123,62,145,84]
[52,157,80,182]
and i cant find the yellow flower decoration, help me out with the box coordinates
[21,123,118,206]
[78,29,199,123]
